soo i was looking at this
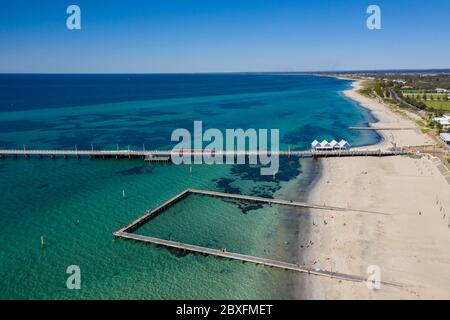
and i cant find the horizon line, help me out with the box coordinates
[1,67,450,75]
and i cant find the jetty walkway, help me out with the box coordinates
[349,126,417,131]
[0,148,406,160]
[114,231,390,284]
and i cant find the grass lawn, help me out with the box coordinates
[358,80,376,97]
[403,93,448,100]
[424,101,450,111]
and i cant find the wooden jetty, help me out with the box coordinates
[117,189,191,234]
[0,147,406,161]
[189,189,391,216]
[114,189,399,286]
[114,230,399,285]
[349,126,416,131]
[117,189,390,235]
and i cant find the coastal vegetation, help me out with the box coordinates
[400,93,450,111]
[352,73,450,112]
[415,120,431,134]
[356,77,450,114]
[357,80,377,98]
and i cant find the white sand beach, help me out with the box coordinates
[298,80,450,299]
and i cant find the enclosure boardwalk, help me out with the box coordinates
[188,189,391,216]
[117,189,191,234]
[117,189,390,235]
[114,189,399,286]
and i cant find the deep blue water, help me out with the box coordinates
[0,74,378,151]
[0,73,332,111]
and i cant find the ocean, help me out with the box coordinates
[0,74,379,299]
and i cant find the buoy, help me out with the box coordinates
[122,190,126,198]
[40,236,46,249]
[189,165,192,175]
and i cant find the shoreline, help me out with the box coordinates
[279,159,322,300]
[292,158,323,299]
[298,77,450,299]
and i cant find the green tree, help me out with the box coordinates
[374,83,383,97]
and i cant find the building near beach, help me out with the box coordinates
[440,133,450,145]
[311,139,351,151]
[338,139,351,150]
[319,140,332,150]
[433,115,450,130]
[329,140,339,149]
[311,140,319,149]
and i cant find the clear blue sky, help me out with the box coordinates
[1,0,449,73]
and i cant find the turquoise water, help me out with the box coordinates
[0,74,379,299]
[135,194,301,263]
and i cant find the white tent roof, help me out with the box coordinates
[320,140,331,147]
[312,139,351,148]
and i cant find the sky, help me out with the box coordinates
[1,0,449,73]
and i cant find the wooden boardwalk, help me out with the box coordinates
[114,231,397,285]
[114,189,399,286]
[117,189,391,235]
[189,189,391,216]
[0,148,406,160]
[117,189,191,234]
[349,126,416,131]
